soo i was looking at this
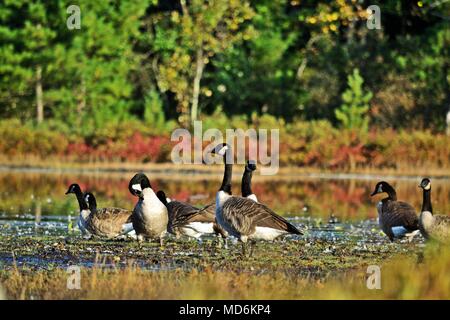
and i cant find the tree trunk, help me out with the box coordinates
[77,78,86,115]
[36,65,44,123]
[191,47,204,124]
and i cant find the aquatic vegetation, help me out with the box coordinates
[1,243,448,300]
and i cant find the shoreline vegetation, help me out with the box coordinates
[1,119,450,179]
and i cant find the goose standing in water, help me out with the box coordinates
[212,143,302,254]
[128,173,168,244]
[370,181,419,242]
[65,183,90,236]
[156,190,216,239]
[83,192,134,239]
[419,178,450,243]
[209,159,260,246]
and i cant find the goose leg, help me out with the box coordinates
[241,242,247,256]
[249,240,256,258]
[215,235,223,249]
[240,236,249,257]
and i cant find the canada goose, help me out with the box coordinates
[194,159,258,239]
[242,160,258,202]
[419,178,450,243]
[65,183,90,236]
[156,190,216,239]
[128,173,168,243]
[83,192,134,239]
[370,181,419,241]
[211,143,302,253]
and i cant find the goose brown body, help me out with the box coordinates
[371,181,419,241]
[83,192,132,239]
[421,215,450,243]
[156,191,217,238]
[218,195,301,241]
[212,143,302,243]
[377,200,419,241]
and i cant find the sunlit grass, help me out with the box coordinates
[1,245,449,300]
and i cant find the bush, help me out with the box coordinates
[2,117,450,170]
[0,119,68,157]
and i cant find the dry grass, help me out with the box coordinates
[311,244,450,299]
[2,245,450,300]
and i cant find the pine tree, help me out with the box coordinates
[335,68,373,131]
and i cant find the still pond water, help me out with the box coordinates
[1,168,449,237]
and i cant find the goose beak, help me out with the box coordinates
[370,190,377,196]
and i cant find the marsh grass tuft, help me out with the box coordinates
[1,244,450,299]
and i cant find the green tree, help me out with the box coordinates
[54,1,148,132]
[335,68,372,131]
[147,0,254,126]
[144,90,165,132]
[0,1,57,123]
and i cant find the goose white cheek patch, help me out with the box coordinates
[132,184,142,192]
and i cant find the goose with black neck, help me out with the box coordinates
[370,181,419,242]
[65,183,90,237]
[419,178,450,243]
[241,160,258,202]
[129,173,168,244]
[212,143,302,255]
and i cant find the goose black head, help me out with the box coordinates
[245,160,257,172]
[129,173,152,198]
[371,181,394,197]
[84,192,97,210]
[65,183,82,195]
[419,178,431,190]
[211,143,230,156]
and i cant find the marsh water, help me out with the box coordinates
[0,168,449,271]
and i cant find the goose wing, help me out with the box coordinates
[93,207,132,223]
[222,197,302,236]
[199,203,216,218]
[168,201,215,229]
[382,200,419,231]
[89,207,132,236]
